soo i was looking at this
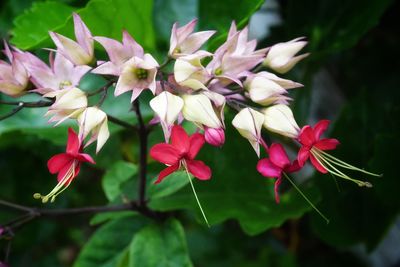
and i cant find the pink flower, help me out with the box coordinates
[169,19,215,58]
[18,51,90,94]
[150,125,211,184]
[114,54,159,102]
[257,143,300,203]
[204,126,225,147]
[50,13,94,65]
[34,128,95,203]
[92,31,144,76]
[0,42,29,97]
[297,120,340,173]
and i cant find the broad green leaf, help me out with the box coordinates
[102,161,138,201]
[147,171,191,199]
[129,218,193,267]
[90,210,137,225]
[11,0,155,51]
[149,123,319,235]
[11,1,75,49]
[73,216,147,267]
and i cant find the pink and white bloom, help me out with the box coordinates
[263,37,309,74]
[18,51,90,94]
[232,108,265,157]
[262,104,300,138]
[50,13,94,66]
[150,91,184,142]
[244,71,302,105]
[169,19,215,59]
[93,31,144,76]
[0,43,29,97]
[182,93,223,129]
[34,128,95,203]
[174,51,212,90]
[204,126,225,147]
[44,87,87,125]
[114,54,159,102]
[257,143,300,203]
[77,107,110,153]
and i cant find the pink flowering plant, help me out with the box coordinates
[0,1,390,266]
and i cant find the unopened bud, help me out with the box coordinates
[204,126,225,147]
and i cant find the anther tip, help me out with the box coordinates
[33,193,41,199]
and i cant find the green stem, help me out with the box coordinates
[283,173,329,224]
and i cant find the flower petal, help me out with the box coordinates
[66,128,80,155]
[286,160,301,173]
[297,146,310,167]
[187,133,205,159]
[150,143,181,165]
[269,143,290,169]
[257,158,282,178]
[47,153,72,174]
[186,159,211,180]
[313,120,330,140]
[76,153,95,164]
[274,176,282,203]
[170,125,190,155]
[298,125,315,146]
[155,164,180,184]
[310,154,328,173]
[315,138,340,151]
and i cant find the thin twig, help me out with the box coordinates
[107,115,137,130]
[132,100,148,207]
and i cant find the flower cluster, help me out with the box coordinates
[0,14,379,205]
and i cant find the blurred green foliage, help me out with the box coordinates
[0,0,399,266]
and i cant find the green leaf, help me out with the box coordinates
[11,0,155,51]
[102,161,138,201]
[73,216,147,267]
[147,171,191,199]
[129,218,193,267]
[90,210,137,225]
[11,1,76,49]
[149,123,319,235]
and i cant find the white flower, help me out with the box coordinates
[182,93,222,129]
[262,104,300,138]
[174,51,211,90]
[232,108,265,157]
[150,91,184,141]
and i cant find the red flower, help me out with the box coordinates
[35,128,95,203]
[150,125,211,183]
[257,143,300,203]
[297,120,340,173]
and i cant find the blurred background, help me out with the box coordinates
[0,0,399,266]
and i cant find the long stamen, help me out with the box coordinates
[316,149,382,177]
[33,161,77,203]
[311,150,372,187]
[283,173,329,224]
[182,161,210,227]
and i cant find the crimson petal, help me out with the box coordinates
[310,154,328,174]
[297,146,310,167]
[286,160,301,173]
[66,128,80,155]
[76,153,96,164]
[186,159,211,180]
[47,153,72,174]
[170,125,190,155]
[274,176,282,203]
[315,138,340,151]
[269,143,290,169]
[257,158,282,178]
[298,125,315,146]
[187,133,205,159]
[313,120,330,140]
[150,143,181,165]
[155,164,179,184]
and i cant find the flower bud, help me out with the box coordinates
[182,94,223,129]
[232,108,264,157]
[262,104,300,138]
[150,91,184,141]
[44,87,87,125]
[244,74,286,105]
[263,37,309,74]
[174,51,211,90]
[78,107,110,153]
[204,126,225,147]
